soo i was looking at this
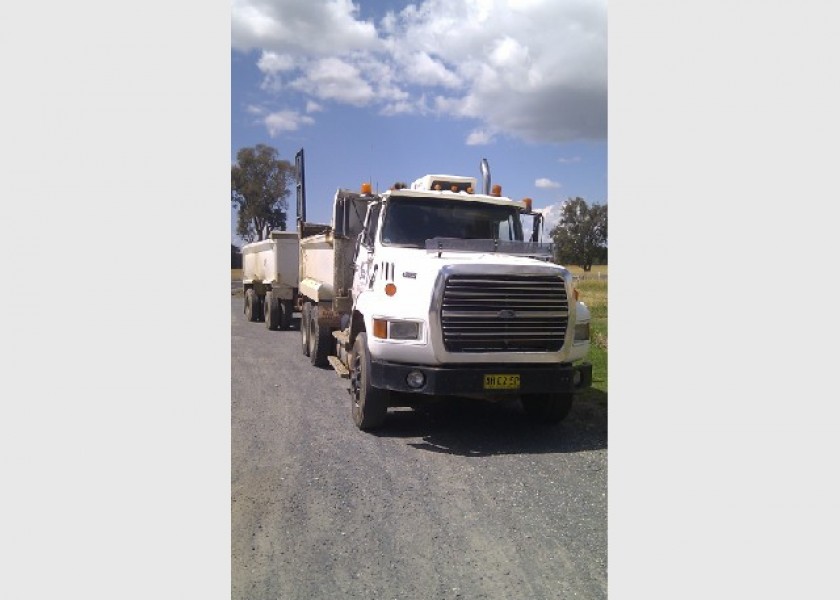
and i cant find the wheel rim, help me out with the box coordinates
[349,351,361,409]
[301,307,309,350]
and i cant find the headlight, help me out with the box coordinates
[373,318,422,340]
[389,320,421,340]
[574,322,590,342]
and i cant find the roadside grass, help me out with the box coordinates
[574,275,608,396]
[564,264,608,279]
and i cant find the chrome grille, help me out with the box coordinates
[441,274,569,352]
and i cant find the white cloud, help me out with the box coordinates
[305,100,323,113]
[264,110,315,136]
[232,0,378,55]
[290,57,375,106]
[257,51,296,73]
[233,0,606,143]
[257,52,297,92]
[400,52,461,89]
[466,129,494,145]
[536,177,561,189]
[558,156,581,164]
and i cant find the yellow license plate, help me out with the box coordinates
[483,374,520,390]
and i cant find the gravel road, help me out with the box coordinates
[231,296,608,599]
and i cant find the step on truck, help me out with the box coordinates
[241,230,299,330]
[295,148,592,430]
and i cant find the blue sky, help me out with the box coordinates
[231,0,607,244]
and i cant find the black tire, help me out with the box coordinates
[245,289,258,322]
[521,393,574,424]
[349,333,388,430]
[254,294,264,322]
[280,300,293,330]
[264,290,280,330]
[301,302,311,356]
[308,305,331,367]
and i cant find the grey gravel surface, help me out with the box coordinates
[231,296,608,599]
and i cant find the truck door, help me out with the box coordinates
[352,201,381,301]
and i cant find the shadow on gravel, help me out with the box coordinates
[373,389,607,457]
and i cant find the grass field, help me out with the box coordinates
[575,276,608,395]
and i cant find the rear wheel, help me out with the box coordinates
[521,393,574,424]
[254,294,264,321]
[308,306,330,367]
[280,300,293,330]
[301,302,311,356]
[264,290,280,330]
[245,289,258,322]
[349,333,388,430]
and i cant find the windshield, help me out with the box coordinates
[380,197,523,247]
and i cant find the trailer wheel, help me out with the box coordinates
[307,306,330,367]
[280,300,293,330]
[264,291,280,330]
[521,393,574,424]
[301,303,311,356]
[245,289,259,322]
[254,294,265,322]
[349,333,388,430]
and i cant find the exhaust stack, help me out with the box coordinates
[480,158,490,196]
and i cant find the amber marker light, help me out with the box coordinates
[373,318,387,339]
[523,197,533,212]
[491,184,502,197]
[385,283,397,296]
[361,182,372,194]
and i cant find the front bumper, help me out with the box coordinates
[369,360,592,396]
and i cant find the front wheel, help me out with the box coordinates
[349,333,388,430]
[308,306,331,367]
[521,393,574,424]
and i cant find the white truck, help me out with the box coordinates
[241,230,300,330]
[293,149,593,431]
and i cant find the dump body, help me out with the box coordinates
[298,189,373,312]
[241,231,299,300]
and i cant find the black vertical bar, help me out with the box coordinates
[295,148,306,233]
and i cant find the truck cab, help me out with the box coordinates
[340,173,592,429]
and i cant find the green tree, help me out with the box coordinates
[231,144,294,242]
[550,197,608,271]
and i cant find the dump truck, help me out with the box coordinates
[240,230,299,330]
[293,148,592,431]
